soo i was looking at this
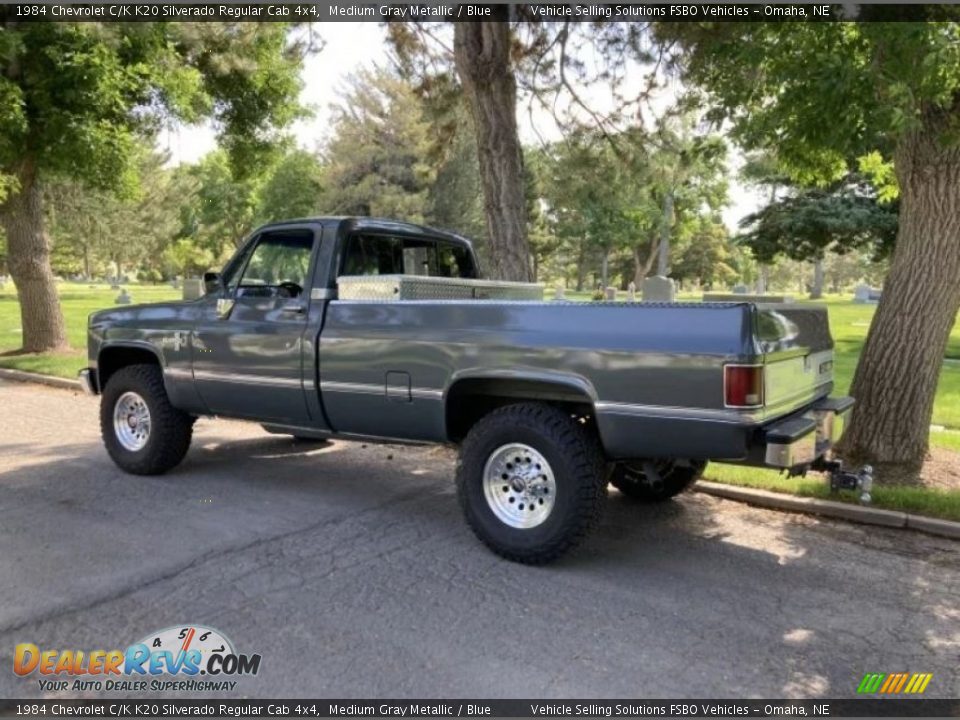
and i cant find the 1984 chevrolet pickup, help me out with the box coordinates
[80,217,871,563]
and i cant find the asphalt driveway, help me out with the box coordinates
[1,379,958,699]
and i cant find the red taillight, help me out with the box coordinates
[724,364,764,408]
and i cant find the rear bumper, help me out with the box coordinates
[763,396,854,468]
[78,368,99,396]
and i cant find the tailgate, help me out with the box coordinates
[754,305,834,415]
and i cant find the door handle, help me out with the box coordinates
[281,302,305,315]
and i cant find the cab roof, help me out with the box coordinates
[258,216,473,247]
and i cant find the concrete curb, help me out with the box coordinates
[695,480,960,541]
[905,514,960,540]
[0,367,80,391]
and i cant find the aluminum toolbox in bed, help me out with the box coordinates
[337,274,544,301]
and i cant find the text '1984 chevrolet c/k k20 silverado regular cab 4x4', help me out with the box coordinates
[80,217,871,564]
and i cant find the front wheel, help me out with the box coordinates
[609,460,706,502]
[100,364,194,475]
[456,403,606,564]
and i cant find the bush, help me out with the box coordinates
[137,268,163,284]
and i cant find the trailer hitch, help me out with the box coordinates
[811,458,874,505]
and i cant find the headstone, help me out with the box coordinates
[627,281,637,302]
[182,277,203,301]
[733,284,749,294]
[114,289,132,305]
[853,284,881,304]
[642,275,676,302]
[604,286,617,302]
[553,285,565,301]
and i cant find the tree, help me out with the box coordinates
[185,150,264,256]
[162,238,216,279]
[425,103,487,254]
[536,120,729,292]
[257,149,324,223]
[735,175,899,298]
[322,69,434,222]
[47,151,182,279]
[453,17,532,281]
[0,21,304,352]
[672,219,737,289]
[659,17,960,478]
[538,132,654,290]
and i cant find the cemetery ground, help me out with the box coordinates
[2,282,960,521]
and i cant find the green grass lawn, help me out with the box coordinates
[0,282,180,378]
[702,461,960,522]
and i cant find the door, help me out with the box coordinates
[192,229,316,423]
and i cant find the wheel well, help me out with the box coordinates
[445,378,595,442]
[97,346,161,391]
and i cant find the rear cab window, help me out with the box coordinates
[341,233,477,279]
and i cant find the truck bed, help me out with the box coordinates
[317,299,833,460]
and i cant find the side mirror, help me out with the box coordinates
[203,271,222,296]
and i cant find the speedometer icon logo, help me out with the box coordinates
[134,625,236,674]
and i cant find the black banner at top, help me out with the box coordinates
[2,1,959,22]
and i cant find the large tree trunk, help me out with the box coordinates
[839,113,960,481]
[454,16,532,282]
[0,162,69,353]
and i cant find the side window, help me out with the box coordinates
[342,234,403,276]
[341,234,477,279]
[436,242,477,279]
[237,230,313,298]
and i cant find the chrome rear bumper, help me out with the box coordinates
[764,396,853,468]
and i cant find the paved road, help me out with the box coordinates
[1,379,958,700]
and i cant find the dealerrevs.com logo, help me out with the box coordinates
[13,625,261,693]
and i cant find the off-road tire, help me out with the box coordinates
[100,364,194,475]
[609,460,706,502]
[456,403,606,564]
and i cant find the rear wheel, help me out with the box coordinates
[609,460,705,502]
[456,403,606,564]
[100,364,194,475]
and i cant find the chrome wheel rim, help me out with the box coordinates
[483,443,556,529]
[113,391,151,451]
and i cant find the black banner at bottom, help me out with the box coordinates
[1,699,959,718]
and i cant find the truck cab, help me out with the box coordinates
[84,217,479,430]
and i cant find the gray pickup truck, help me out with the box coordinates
[80,217,868,564]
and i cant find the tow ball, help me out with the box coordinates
[811,459,874,505]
